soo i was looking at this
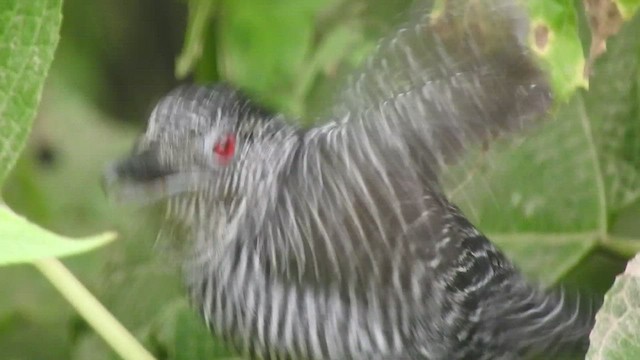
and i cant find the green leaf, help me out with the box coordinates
[291,22,368,117]
[581,12,640,223]
[0,204,115,266]
[446,12,640,274]
[586,253,640,359]
[491,232,597,284]
[525,0,587,101]
[216,0,330,113]
[0,0,62,185]
[447,96,602,234]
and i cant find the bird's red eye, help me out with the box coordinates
[213,134,236,163]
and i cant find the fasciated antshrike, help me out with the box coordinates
[104,0,594,358]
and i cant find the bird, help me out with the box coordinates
[104,0,595,358]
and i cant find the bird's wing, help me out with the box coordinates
[274,0,552,290]
[319,0,551,184]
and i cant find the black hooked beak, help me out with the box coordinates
[105,149,175,183]
[102,149,183,205]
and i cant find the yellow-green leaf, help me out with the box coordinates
[615,0,640,19]
[0,204,115,266]
[525,0,587,102]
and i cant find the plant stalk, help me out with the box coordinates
[34,258,156,360]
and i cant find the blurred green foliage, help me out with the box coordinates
[0,0,113,267]
[1,0,640,359]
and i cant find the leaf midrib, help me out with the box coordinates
[576,94,609,237]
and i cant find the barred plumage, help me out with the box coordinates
[104,0,594,358]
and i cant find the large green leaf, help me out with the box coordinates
[583,13,640,222]
[491,232,597,284]
[0,0,61,184]
[447,96,602,234]
[446,11,640,280]
[586,253,640,359]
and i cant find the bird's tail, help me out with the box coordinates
[481,276,597,358]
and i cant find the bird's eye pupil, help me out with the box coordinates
[213,134,236,160]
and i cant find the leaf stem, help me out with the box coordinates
[175,0,217,79]
[34,258,156,360]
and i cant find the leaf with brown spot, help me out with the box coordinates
[533,23,550,52]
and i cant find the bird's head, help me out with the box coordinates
[103,84,294,214]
